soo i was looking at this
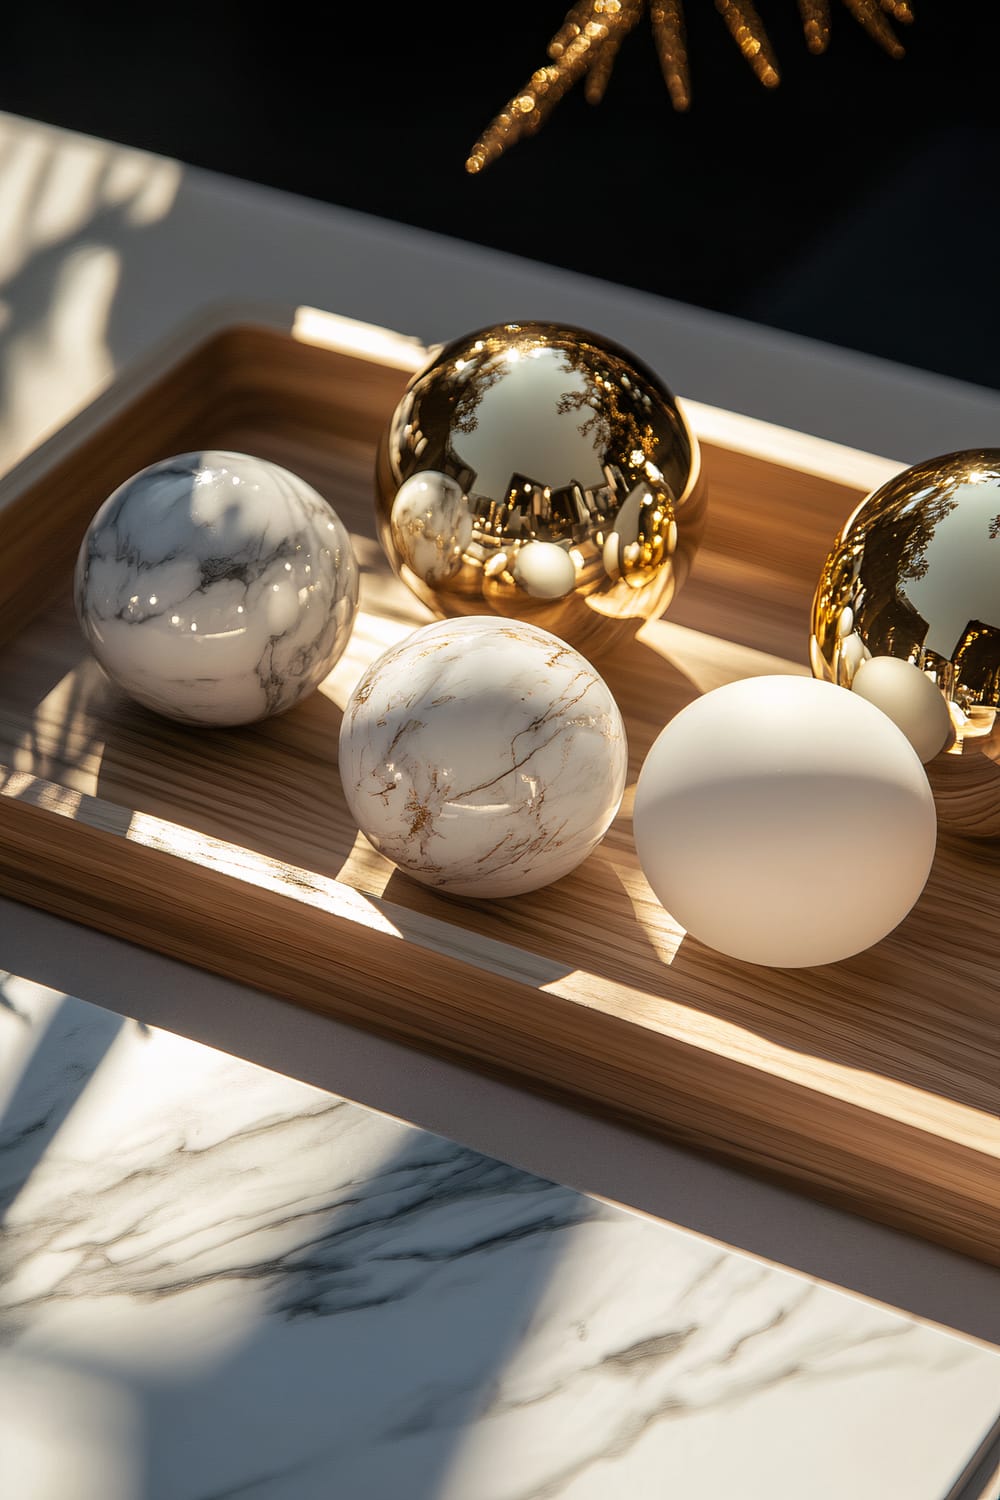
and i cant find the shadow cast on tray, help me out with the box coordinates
[538,624,998,1122]
[637,806,1000,1121]
[376,628,705,994]
[92,626,706,1002]
[94,684,360,885]
[377,617,997,1123]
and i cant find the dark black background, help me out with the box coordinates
[2,2,998,389]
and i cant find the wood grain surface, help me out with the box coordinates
[0,314,997,1264]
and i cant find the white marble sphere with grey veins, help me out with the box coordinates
[339,616,629,897]
[75,451,359,726]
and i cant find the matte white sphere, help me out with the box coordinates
[339,616,628,897]
[852,655,953,764]
[75,450,359,726]
[633,675,937,968]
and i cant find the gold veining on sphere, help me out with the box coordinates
[810,448,1000,836]
[374,321,707,657]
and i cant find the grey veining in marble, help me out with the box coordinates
[1,977,998,1500]
[74,450,359,726]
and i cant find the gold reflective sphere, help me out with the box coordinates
[810,449,1000,836]
[374,321,707,657]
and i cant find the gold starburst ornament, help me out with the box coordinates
[467,0,913,172]
[374,321,706,658]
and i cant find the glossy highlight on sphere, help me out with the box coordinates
[339,616,629,897]
[810,449,1000,834]
[374,321,706,658]
[633,675,937,969]
[75,450,359,726]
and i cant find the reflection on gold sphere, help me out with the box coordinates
[810,449,1000,836]
[374,321,707,657]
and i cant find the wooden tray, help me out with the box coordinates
[1,305,997,1265]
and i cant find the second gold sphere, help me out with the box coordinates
[810,448,1000,835]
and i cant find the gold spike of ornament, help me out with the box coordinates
[842,0,905,56]
[585,0,644,102]
[650,0,692,109]
[714,0,780,85]
[879,0,913,22]
[797,0,831,54]
[550,1,593,57]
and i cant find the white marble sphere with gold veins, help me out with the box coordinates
[339,616,628,897]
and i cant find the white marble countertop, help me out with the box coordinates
[3,979,999,1500]
[1,109,1000,1490]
